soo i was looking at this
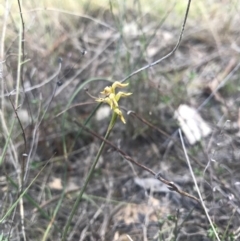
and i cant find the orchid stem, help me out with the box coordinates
[61,113,117,241]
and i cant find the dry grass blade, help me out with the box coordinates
[179,129,221,241]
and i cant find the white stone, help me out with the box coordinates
[96,105,111,121]
[175,104,212,145]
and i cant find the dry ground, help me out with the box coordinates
[1,1,240,240]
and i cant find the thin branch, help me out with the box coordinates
[24,78,62,183]
[121,0,191,83]
[75,120,200,204]
[17,0,33,120]
[16,2,27,240]
[17,0,25,88]
[7,96,27,178]
[127,110,205,168]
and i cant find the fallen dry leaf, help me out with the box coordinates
[48,177,63,190]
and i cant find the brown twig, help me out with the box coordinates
[17,0,33,123]
[7,95,27,184]
[74,120,200,205]
[127,111,205,168]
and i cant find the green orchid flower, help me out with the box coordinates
[96,81,132,124]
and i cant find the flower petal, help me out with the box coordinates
[104,97,113,108]
[114,108,126,124]
[95,97,112,108]
[115,92,132,101]
[96,81,131,124]
[100,86,112,95]
[112,81,129,91]
[109,93,118,108]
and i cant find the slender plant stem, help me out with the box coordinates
[61,113,117,240]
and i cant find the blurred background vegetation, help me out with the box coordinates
[0,0,240,240]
